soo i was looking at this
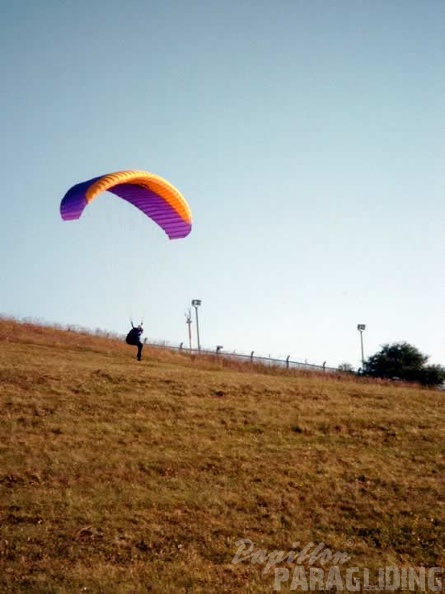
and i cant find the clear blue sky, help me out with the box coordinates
[1,0,444,368]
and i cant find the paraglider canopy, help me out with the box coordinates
[60,170,192,239]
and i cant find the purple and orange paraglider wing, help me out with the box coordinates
[60,170,192,239]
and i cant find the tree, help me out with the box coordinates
[363,342,445,387]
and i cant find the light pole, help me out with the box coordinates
[357,324,366,370]
[185,309,192,351]
[191,299,202,351]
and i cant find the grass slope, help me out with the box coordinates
[1,319,444,593]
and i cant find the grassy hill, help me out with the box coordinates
[1,318,444,593]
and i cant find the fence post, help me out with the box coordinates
[286,355,290,369]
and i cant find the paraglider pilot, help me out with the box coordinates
[126,322,144,361]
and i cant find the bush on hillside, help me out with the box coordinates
[364,342,445,387]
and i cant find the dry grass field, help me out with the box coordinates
[1,319,444,593]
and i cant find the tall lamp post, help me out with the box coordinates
[191,299,202,351]
[357,324,366,370]
[185,309,193,351]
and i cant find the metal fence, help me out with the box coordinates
[146,341,339,374]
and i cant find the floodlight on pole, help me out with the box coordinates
[357,324,366,370]
[191,299,202,351]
